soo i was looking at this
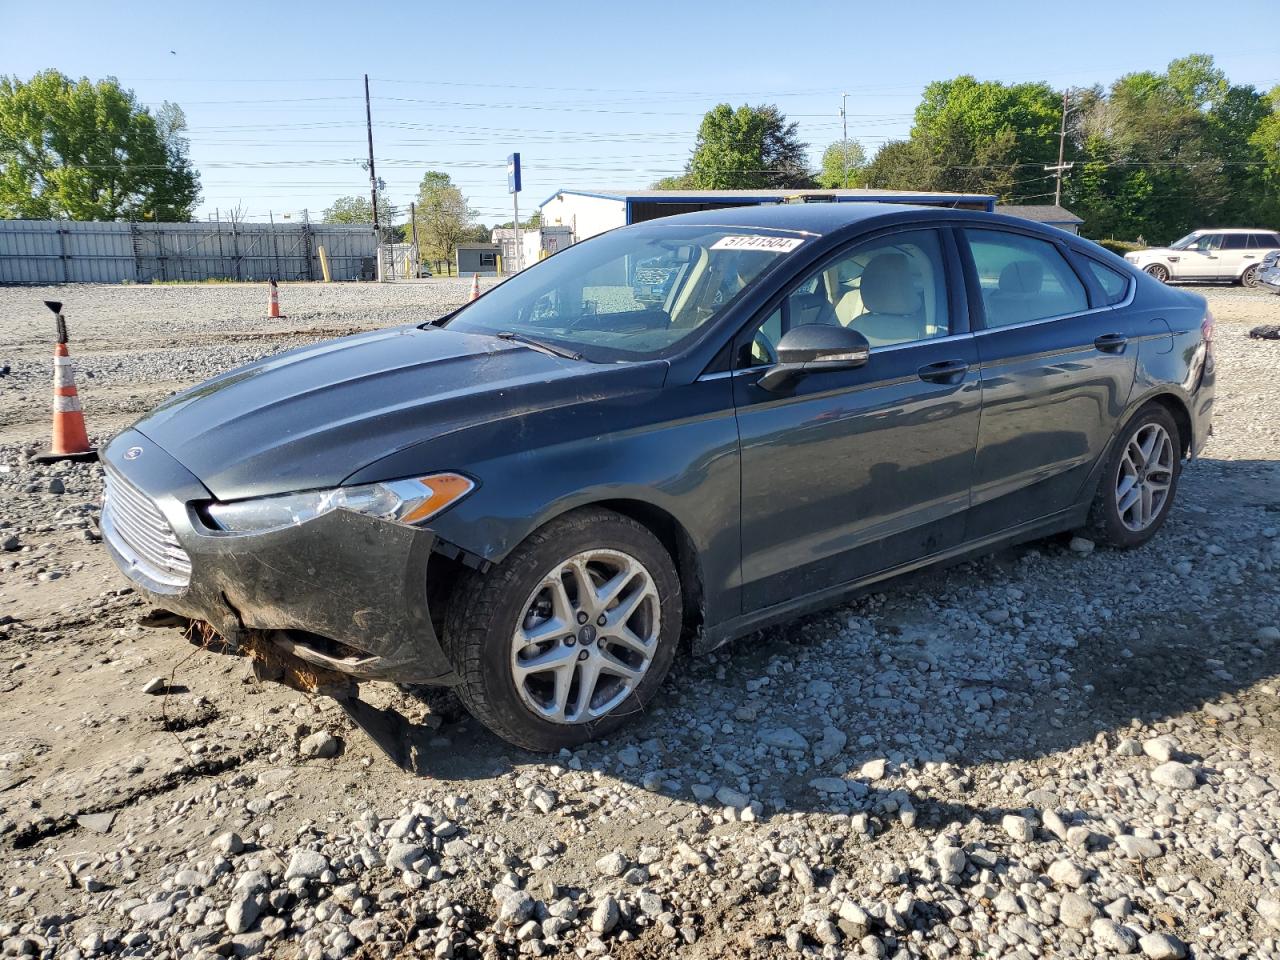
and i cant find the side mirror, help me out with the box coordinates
[757,324,870,392]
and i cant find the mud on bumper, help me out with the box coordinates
[100,430,462,687]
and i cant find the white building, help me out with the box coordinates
[538,188,997,244]
[491,225,575,271]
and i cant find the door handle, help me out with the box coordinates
[917,359,969,384]
[1094,333,1128,354]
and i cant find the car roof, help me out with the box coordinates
[636,201,1072,239]
[1188,227,1275,234]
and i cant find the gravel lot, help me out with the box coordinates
[1,280,1279,960]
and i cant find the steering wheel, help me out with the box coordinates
[751,331,779,366]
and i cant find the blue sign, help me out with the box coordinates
[507,153,521,194]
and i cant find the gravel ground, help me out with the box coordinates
[0,281,1279,960]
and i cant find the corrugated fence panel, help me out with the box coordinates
[0,220,376,284]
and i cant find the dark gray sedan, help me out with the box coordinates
[100,203,1215,751]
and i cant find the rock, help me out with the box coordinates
[494,888,534,925]
[1047,859,1088,888]
[283,849,328,881]
[141,677,167,695]
[1142,737,1177,763]
[130,901,174,925]
[1258,626,1280,643]
[983,608,1011,624]
[838,901,870,938]
[1116,835,1163,860]
[1115,738,1143,757]
[299,731,341,759]
[226,892,259,934]
[814,919,841,945]
[595,851,628,877]
[1258,898,1280,930]
[860,758,887,780]
[1092,918,1138,953]
[1150,761,1197,790]
[76,812,116,834]
[349,918,379,943]
[1059,892,1099,929]
[1,534,20,552]
[616,745,640,766]
[814,726,847,762]
[212,831,244,855]
[762,726,809,751]
[1069,536,1095,555]
[690,783,715,803]
[531,789,557,814]
[1139,932,1188,959]
[47,478,65,494]
[386,843,426,872]
[809,776,847,794]
[715,785,749,808]
[1002,814,1034,842]
[590,895,619,935]
[935,846,966,882]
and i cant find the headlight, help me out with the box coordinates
[205,473,474,534]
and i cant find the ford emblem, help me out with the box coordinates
[123,446,143,461]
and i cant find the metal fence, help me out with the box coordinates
[0,220,378,284]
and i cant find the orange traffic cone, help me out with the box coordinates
[469,272,480,302]
[34,301,96,463]
[267,278,284,318]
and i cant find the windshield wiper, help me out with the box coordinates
[494,331,584,361]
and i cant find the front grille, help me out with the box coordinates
[102,468,192,590]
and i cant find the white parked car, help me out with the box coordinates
[1124,228,1280,287]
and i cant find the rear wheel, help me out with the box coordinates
[1145,264,1170,283]
[443,507,681,752]
[1242,265,1260,288]
[1086,404,1182,549]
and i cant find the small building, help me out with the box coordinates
[539,188,997,243]
[491,225,575,271]
[995,204,1084,235]
[456,243,500,277]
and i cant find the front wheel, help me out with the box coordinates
[443,507,681,752]
[1242,265,1260,288]
[1086,404,1182,549]
[1145,264,1170,283]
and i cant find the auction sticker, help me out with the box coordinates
[710,235,805,253]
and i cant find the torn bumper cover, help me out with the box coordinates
[99,430,461,686]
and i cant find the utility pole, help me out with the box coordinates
[409,201,420,278]
[364,74,380,240]
[840,92,849,188]
[1045,89,1074,207]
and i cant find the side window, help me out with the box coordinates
[963,229,1089,328]
[1082,258,1131,306]
[1222,234,1248,251]
[739,229,950,367]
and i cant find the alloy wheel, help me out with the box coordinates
[1242,266,1260,288]
[1145,264,1169,283]
[510,549,660,724]
[1115,423,1175,532]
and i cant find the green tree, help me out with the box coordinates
[817,139,868,188]
[0,70,200,220]
[407,171,475,265]
[321,192,403,241]
[681,104,813,189]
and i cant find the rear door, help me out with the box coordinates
[961,227,1137,539]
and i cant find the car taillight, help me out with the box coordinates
[1201,310,1215,347]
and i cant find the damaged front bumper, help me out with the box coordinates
[100,430,462,688]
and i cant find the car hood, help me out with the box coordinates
[132,325,665,500]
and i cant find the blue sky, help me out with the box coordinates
[2,0,1276,224]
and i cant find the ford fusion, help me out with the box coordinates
[101,204,1215,751]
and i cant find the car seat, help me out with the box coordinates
[986,260,1043,326]
[850,254,925,346]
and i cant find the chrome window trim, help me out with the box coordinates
[972,272,1136,335]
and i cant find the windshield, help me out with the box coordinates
[442,224,805,361]
[1169,232,1202,250]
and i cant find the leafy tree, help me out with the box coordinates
[0,70,200,220]
[322,192,397,227]
[407,170,475,264]
[680,104,813,189]
[817,139,868,188]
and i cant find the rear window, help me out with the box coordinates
[1083,259,1131,305]
[1222,234,1248,250]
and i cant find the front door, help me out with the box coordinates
[1177,233,1225,279]
[732,228,981,612]
[960,227,1138,537]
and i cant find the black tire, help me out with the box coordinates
[1145,264,1170,283]
[1086,403,1182,549]
[1242,265,1260,288]
[442,507,681,752]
